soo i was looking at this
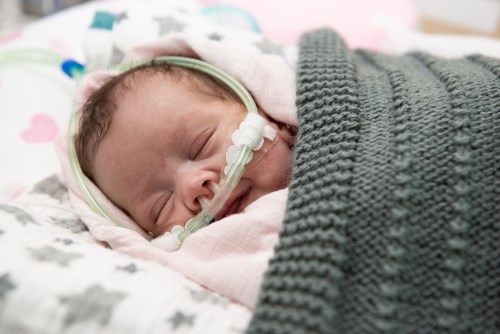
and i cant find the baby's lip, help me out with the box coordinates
[214,187,251,221]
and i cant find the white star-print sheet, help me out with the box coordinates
[0,174,251,333]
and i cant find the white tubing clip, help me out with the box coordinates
[224,113,276,175]
[150,224,185,251]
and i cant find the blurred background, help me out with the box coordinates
[415,0,500,37]
[0,0,499,40]
[0,0,82,37]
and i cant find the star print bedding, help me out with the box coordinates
[0,174,251,333]
[0,0,284,332]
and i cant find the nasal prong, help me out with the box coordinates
[197,196,211,210]
[207,180,220,193]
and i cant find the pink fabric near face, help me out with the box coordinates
[56,30,296,308]
[58,127,286,308]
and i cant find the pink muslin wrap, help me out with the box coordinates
[56,24,297,308]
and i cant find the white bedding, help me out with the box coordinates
[0,2,256,332]
[0,0,498,333]
[0,174,251,333]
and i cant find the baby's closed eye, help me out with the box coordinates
[191,128,215,160]
[153,192,173,223]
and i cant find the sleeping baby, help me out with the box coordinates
[61,6,499,330]
[54,7,300,309]
[58,55,297,309]
[74,60,296,241]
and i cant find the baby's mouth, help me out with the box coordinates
[214,188,251,221]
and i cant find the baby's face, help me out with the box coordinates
[93,72,293,237]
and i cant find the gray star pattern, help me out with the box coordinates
[116,263,138,274]
[175,7,189,14]
[0,274,16,301]
[60,284,126,328]
[153,16,187,35]
[254,39,285,56]
[115,12,129,24]
[110,45,125,65]
[30,174,67,202]
[29,245,82,267]
[189,288,229,307]
[50,218,88,233]
[0,204,37,225]
[54,238,74,245]
[167,311,195,330]
[208,32,223,41]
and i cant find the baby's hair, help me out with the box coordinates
[75,60,241,180]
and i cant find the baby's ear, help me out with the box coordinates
[258,109,296,147]
[275,121,296,148]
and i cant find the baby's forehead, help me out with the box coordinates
[114,64,239,104]
[115,66,205,100]
[118,66,181,90]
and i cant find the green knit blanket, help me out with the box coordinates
[247,29,499,334]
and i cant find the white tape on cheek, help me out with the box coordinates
[223,114,277,175]
[263,124,277,141]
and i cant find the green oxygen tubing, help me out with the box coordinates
[0,49,274,249]
[68,56,273,249]
[69,56,271,246]
[0,48,67,67]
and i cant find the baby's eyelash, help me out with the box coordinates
[154,192,172,223]
[193,129,214,159]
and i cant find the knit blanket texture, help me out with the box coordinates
[247,29,499,334]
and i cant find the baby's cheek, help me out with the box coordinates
[273,141,294,186]
[250,139,292,190]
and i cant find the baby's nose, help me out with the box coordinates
[176,157,222,211]
[197,181,218,210]
[197,195,211,210]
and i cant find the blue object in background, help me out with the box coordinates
[61,59,85,78]
[89,11,116,30]
[201,5,262,34]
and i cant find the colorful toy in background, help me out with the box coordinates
[199,0,417,50]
